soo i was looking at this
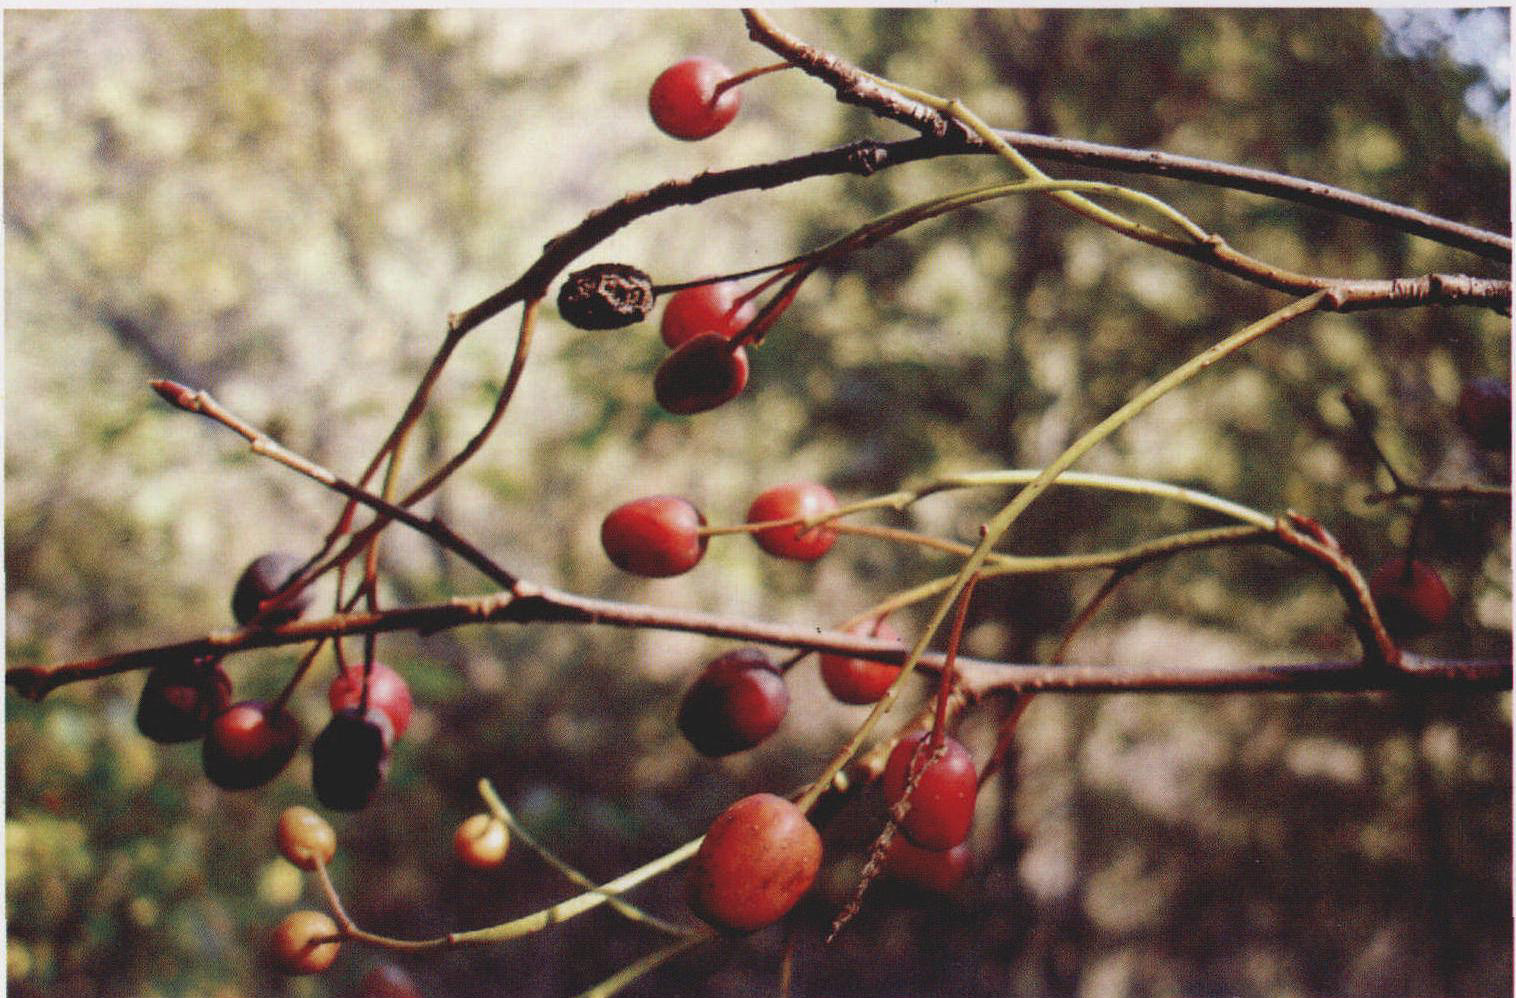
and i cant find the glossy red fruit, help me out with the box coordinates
[232,551,313,626]
[654,333,750,415]
[271,910,341,975]
[328,662,413,740]
[1369,556,1453,639]
[660,283,758,349]
[819,619,905,705]
[1456,377,1511,452]
[687,793,822,934]
[648,57,741,141]
[202,700,301,791]
[746,482,839,561]
[883,837,971,894]
[677,647,790,757]
[882,732,978,851]
[312,708,394,812]
[601,496,708,577]
[136,657,232,743]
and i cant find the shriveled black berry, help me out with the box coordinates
[311,708,393,811]
[136,657,232,743]
[557,263,655,330]
[231,551,312,626]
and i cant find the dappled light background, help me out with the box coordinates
[6,10,1511,998]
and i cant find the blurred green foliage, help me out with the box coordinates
[5,9,1510,998]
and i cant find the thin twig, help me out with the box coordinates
[740,8,1510,263]
[149,379,517,589]
[477,780,689,937]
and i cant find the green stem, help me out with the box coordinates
[796,292,1326,811]
[859,72,1210,243]
[827,468,1275,529]
[477,780,688,936]
[839,523,1266,630]
[569,932,713,998]
[448,838,703,946]
[700,469,1273,544]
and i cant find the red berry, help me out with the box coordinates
[136,657,232,743]
[819,619,904,705]
[653,333,750,415]
[202,700,301,791]
[359,964,422,998]
[270,910,341,975]
[687,793,822,933]
[648,57,741,141]
[328,662,413,740]
[1456,377,1511,452]
[882,732,978,851]
[677,647,790,757]
[746,482,839,561]
[312,708,394,812]
[660,283,758,349]
[232,551,313,626]
[454,813,510,869]
[883,837,971,894]
[601,496,708,577]
[1369,556,1453,639]
[276,805,337,871]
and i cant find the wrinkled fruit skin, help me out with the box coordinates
[819,619,904,705]
[746,482,839,561]
[654,333,750,415]
[271,910,341,975]
[136,657,232,743]
[232,551,313,626]
[557,262,655,330]
[648,57,741,140]
[601,496,709,577]
[882,732,978,851]
[312,708,394,812]
[1369,556,1453,639]
[883,837,971,894]
[660,283,758,349]
[687,793,822,934]
[1456,377,1511,452]
[328,661,414,739]
[677,647,790,756]
[203,700,301,791]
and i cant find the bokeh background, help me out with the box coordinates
[5,9,1511,998]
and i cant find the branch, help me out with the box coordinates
[8,581,1507,702]
[742,8,1511,264]
[439,127,1509,344]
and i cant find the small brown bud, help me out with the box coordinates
[557,263,655,330]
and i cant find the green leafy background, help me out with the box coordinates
[6,10,1510,997]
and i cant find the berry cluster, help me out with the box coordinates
[557,59,797,415]
[600,481,840,580]
[597,474,980,931]
[136,551,415,812]
[268,804,510,978]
